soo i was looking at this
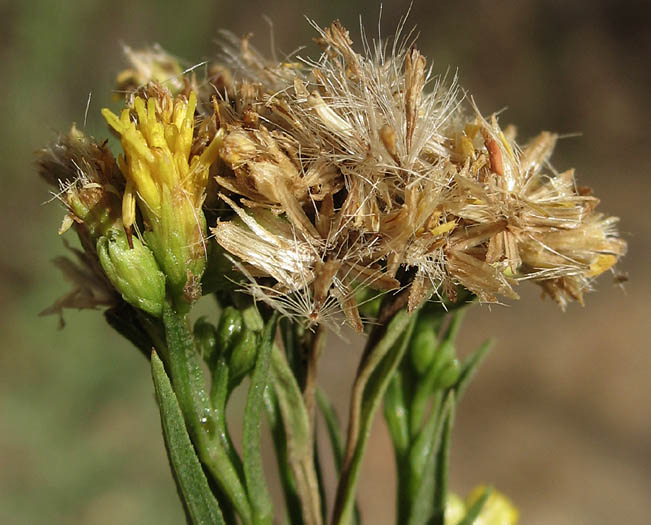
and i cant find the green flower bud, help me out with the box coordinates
[410,324,437,375]
[410,312,444,375]
[193,317,218,362]
[228,329,259,389]
[425,339,455,383]
[97,230,165,317]
[436,358,461,389]
[241,304,264,333]
[356,287,382,321]
[217,307,243,352]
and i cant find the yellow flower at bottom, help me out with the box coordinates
[466,485,519,525]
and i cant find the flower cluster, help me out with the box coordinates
[39,20,625,330]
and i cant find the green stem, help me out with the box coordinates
[162,304,252,524]
[332,309,417,525]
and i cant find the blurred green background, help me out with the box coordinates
[1,1,649,523]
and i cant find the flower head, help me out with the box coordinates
[102,86,223,305]
[205,20,626,330]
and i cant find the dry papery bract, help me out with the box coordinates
[42,19,626,331]
[37,129,123,322]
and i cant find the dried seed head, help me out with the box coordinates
[38,125,124,238]
[204,20,625,328]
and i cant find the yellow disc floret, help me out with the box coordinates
[102,88,223,306]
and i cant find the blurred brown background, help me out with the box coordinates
[1,1,649,523]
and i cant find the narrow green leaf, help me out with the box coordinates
[454,340,492,401]
[313,429,327,523]
[209,354,244,483]
[151,351,224,525]
[408,392,443,495]
[333,311,416,525]
[263,387,303,525]
[271,345,322,525]
[243,312,278,525]
[407,393,454,525]
[457,487,492,525]
[317,388,362,525]
[432,394,455,525]
[279,317,306,388]
[316,388,345,472]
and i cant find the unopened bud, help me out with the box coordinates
[216,307,243,352]
[193,317,218,362]
[410,312,441,375]
[97,230,165,317]
[436,358,461,389]
[228,329,259,389]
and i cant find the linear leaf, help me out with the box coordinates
[263,387,303,525]
[242,312,278,525]
[151,351,224,525]
[431,394,455,525]
[333,310,416,525]
[271,345,322,525]
[407,393,454,525]
[316,388,345,472]
[454,340,492,401]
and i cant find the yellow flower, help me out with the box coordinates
[466,485,519,525]
[102,88,223,304]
